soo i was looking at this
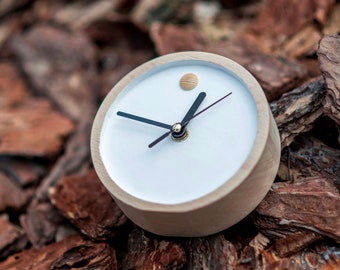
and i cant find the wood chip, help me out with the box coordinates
[123,227,186,269]
[9,25,98,122]
[317,34,340,130]
[270,78,325,148]
[281,25,322,58]
[0,214,28,259]
[273,231,322,257]
[185,233,238,269]
[0,171,34,212]
[0,157,46,187]
[0,98,74,157]
[49,169,128,240]
[0,61,27,108]
[246,54,307,101]
[208,37,307,101]
[256,176,340,241]
[0,234,117,270]
[20,200,65,247]
[150,22,206,55]
[53,0,119,30]
[252,0,335,38]
[278,136,340,184]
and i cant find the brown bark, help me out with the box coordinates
[49,169,128,241]
[0,1,339,268]
[270,78,325,148]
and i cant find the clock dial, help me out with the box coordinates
[99,60,258,204]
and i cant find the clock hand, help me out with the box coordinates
[149,91,232,148]
[149,92,206,148]
[117,111,172,130]
[184,92,232,125]
[181,92,207,125]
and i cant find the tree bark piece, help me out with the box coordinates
[150,22,206,55]
[0,157,46,187]
[123,227,186,270]
[0,61,28,108]
[239,237,340,269]
[323,3,340,35]
[35,115,93,202]
[252,0,335,38]
[281,25,321,58]
[237,239,299,269]
[9,25,98,122]
[185,233,238,269]
[0,214,28,259]
[317,34,340,134]
[255,176,340,241]
[49,169,128,241]
[0,171,34,212]
[273,231,322,257]
[50,241,117,270]
[278,136,340,185]
[53,0,119,30]
[0,234,118,270]
[0,98,74,157]
[19,200,65,247]
[208,37,307,101]
[270,78,325,148]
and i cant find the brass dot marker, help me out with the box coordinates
[180,73,198,90]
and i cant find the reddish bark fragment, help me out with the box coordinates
[278,136,340,184]
[208,37,307,101]
[0,157,45,187]
[0,171,33,212]
[86,21,154,96]
[274,231,322,257]
[20,200,65,247]
[150,22,206,55]
[0,234,117,270]
[9,25,98,122]
[50,241,117,270]
[0,214,28,259]
[256,177,340,241]
[237,245,301,270]
[252,0,335,38]
[246,54,307,101]
[35,115,93,202]
[317,34,340,130]
[0,98,74,157]
[270,80,325,148]
[49,169,128,240]
[185,233,238,269]
[0,62,27,108]
[123,227,186,270]
[281,25,321,59]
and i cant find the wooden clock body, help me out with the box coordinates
[91,51,281,236]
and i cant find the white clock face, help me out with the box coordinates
[100,60,258,204]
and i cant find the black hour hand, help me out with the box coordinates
[117,111,172,130]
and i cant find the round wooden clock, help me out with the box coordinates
[91,51,280,236]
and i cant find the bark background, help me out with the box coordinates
[0,0,339,269]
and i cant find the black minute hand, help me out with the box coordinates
[117,111,172,130]
[149,92,206,148]
[148,91,232,148]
